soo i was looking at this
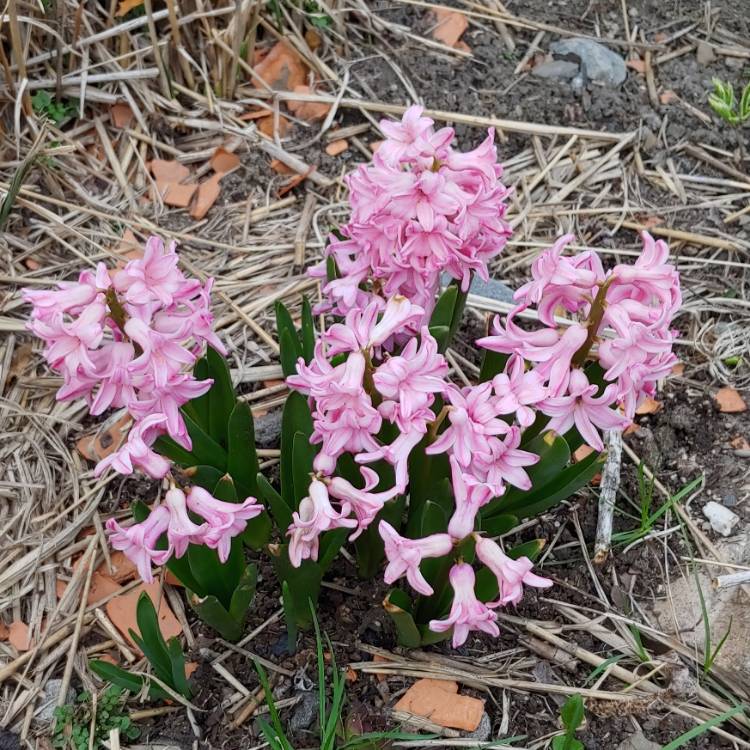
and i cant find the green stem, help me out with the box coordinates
[362,351,382,407]
[426,405,450,443]
[571,277,614,367]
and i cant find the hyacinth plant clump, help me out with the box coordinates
[25,106,681,653]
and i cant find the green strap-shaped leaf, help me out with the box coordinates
[187,537,243,610]
[281,391,314,508]
[187,357,212,431]
[131,593,173,684]
[427,324,450,353]
[227,401,259,500]
[318,527,350,572]
[300,296,316,363]
[507,538,545,561]
[281,580,299,653]
[166,638,192,698]
[188,563,257,642]
[89,659,144,694]
[271,545,323,629]
[242,511,272,550]
[279,328,300,378]
[354,493,405,579]
[189,591,244,642]
[206,346,235,447]
[502,449,604,519]
[184,465,224,493]
[276,301,303,377]
[479,349,508,382]
[484,431,570,518]
[212,474,238,502]
[478,513,518,536]
[292,431,316,508]
[429,285,458,330]
[257,473,293,530]
[229,563,258,623]
[153,434,197,468]
[383,590,422,648]
[165,411,228,471]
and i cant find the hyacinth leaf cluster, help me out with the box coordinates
[90,592,192,699]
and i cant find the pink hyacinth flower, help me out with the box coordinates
[23,263,109,319]
[31,300,107,373]
[128,372,213,450]
[88,342,137,415]
[425,383,510,467]
[373,328,448,422]
[379,520,453,596]
[106,505,170,584]
[187,486,263,563]
[472,426,539,497]
[163,487,207,560]
[113,236,194,306]
[377,105,450,164]
[428,563,500,647]
[541,369,629,452]
[287,479,357,567]
[328,467,400,536]
[491,354,547,427]
[94,413,171,479]
[125,317,196,387]
[474,535,552,607]
[447,457,493,540]
[325,296,424,356]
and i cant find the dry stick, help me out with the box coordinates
[7,0,31,115]
[513,30,544,75]
[713,571,750,589]
[57,537,97,706]
[607,218,740,252]
[256,92,630,142]
[142,0,171,98]
[683,143,750,184]
[594,429,623,564]
[294,192,316,269]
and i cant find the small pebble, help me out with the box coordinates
[702,501,740,537]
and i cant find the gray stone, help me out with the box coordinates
[696,41,716,66]
[616,732,661,750]
[254,409,282,448]
[467,276,515,304]
[550,38,627,86]
[532,59,580,80]
[463,712,491,742]
[0,730,20,750]
[37,679,75,722]
[289,691,318,732]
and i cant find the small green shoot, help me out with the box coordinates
[31,91,79,127]
[629,624,649,663]
[660,704,746,750]
[52,686,139,749]
[581,654,625,687]
[551,694,585,750]
[254,604,429,749]
[90,592,192,700]
[692,563,733,675]
[612,475,701,547]
[708,78,750,126]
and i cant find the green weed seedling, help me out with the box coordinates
[52,686,139,750]
[89,592,192,700]
[708,79,750,126]
[254,606,427,750]
[551,694,585,750]
[31,91,78,127]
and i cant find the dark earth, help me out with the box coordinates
[76,0,750,747]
